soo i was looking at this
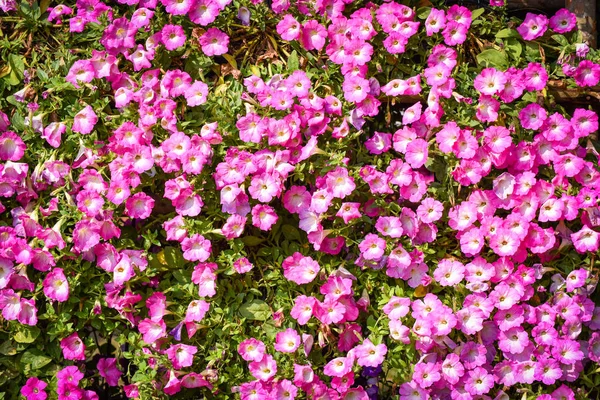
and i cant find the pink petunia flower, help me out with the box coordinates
[238,338,266,362]
[517,13,548,40]
[43,268,69,302]
[166,344,197,369]
[21,377,48,400]
[324,357,353,378]
[199,28,229,56]
[0,131,26,161]
[358,233,386,261]
[72,105,98,134]
[97,358,122,386]
[300,20,327,51]
[290,295,316,325]
[354,339,387,367]
[249,354,277,381]
[60,332,86,361]
[549,8,577,33]
[282,253,320,284]
[125,192,154,219]
[138,318,166,344]
[274,328,301,353]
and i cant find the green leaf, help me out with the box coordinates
[238,299,271,321]
[241,236,265,246]
[476,49,508,70]
[416,7,431,19]
[496,28,519,39]
[471,8,485,21]
[222,54,238,70]
[0,341,16,356]
[4,55,25,86]
[282,224,301,241]
[288,50,299,72]
[551,34,569,46]
[505,38,523,62]
[14,326,40,344]
[162,247,185,268]
[10,112,25,132]
[21,349,52,370]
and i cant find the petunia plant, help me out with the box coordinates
[0,0,599,399]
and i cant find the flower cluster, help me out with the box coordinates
[0,0,599,399]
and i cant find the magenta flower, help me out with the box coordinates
[66,60,95,88]
[125,192,154,219]
[189,1,220,25]
[238,338,266,362]
[300,20,327,51]
[161,24,186,51]
[181,234,212,262]
[18,298,38,326]
[290,295,316,325]
[199,28,229,56]
[72,105,97,134]
[97,358,122,386]
[138,318,166,344]
[549,8,577,33]
[166,344,197,369]
[0,131,26,161]
[358,233,386,261]
[464,367,494,395]
[282,252,320,285]
[60,332,86,361]
[571,225,599,253]
[249,354,277,381]
[323,357,352,378]
[233,257,253,274]
[251,204,278,231]
[574,60,600,87]
[274,328,301,353]
[474,67,506,95]
[517,13,548,40]
[413,362,441,388]
[43,268,69,302]
[21,377,48,400]
[42,122,66,148]
[405,138,429,168]
[354,339,387,367]
[184,81,209,107]
[276,14,301,41]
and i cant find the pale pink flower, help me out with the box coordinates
[166,344,197,369]
[274,328,301,353]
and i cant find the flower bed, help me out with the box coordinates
[0,0,599,399]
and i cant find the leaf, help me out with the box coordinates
[471,8,485,21]
[416,7,431,20]
[160,247,185,267]
[476,49,508,70]
[551,34,569,46]
[238,299,271,321]
[8,55,24,79]
[288,50,299,72]
[495,28,519,39]
[241,236,265,246]
[505,38,523,62]
[0,341,16,356]
[21,349,52,370]
[40,0,51,12]
[282,225,301,241]
[222,54,238,70]
[14,326,40,344]
[0,65,10,79]
[3,55,23,86]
